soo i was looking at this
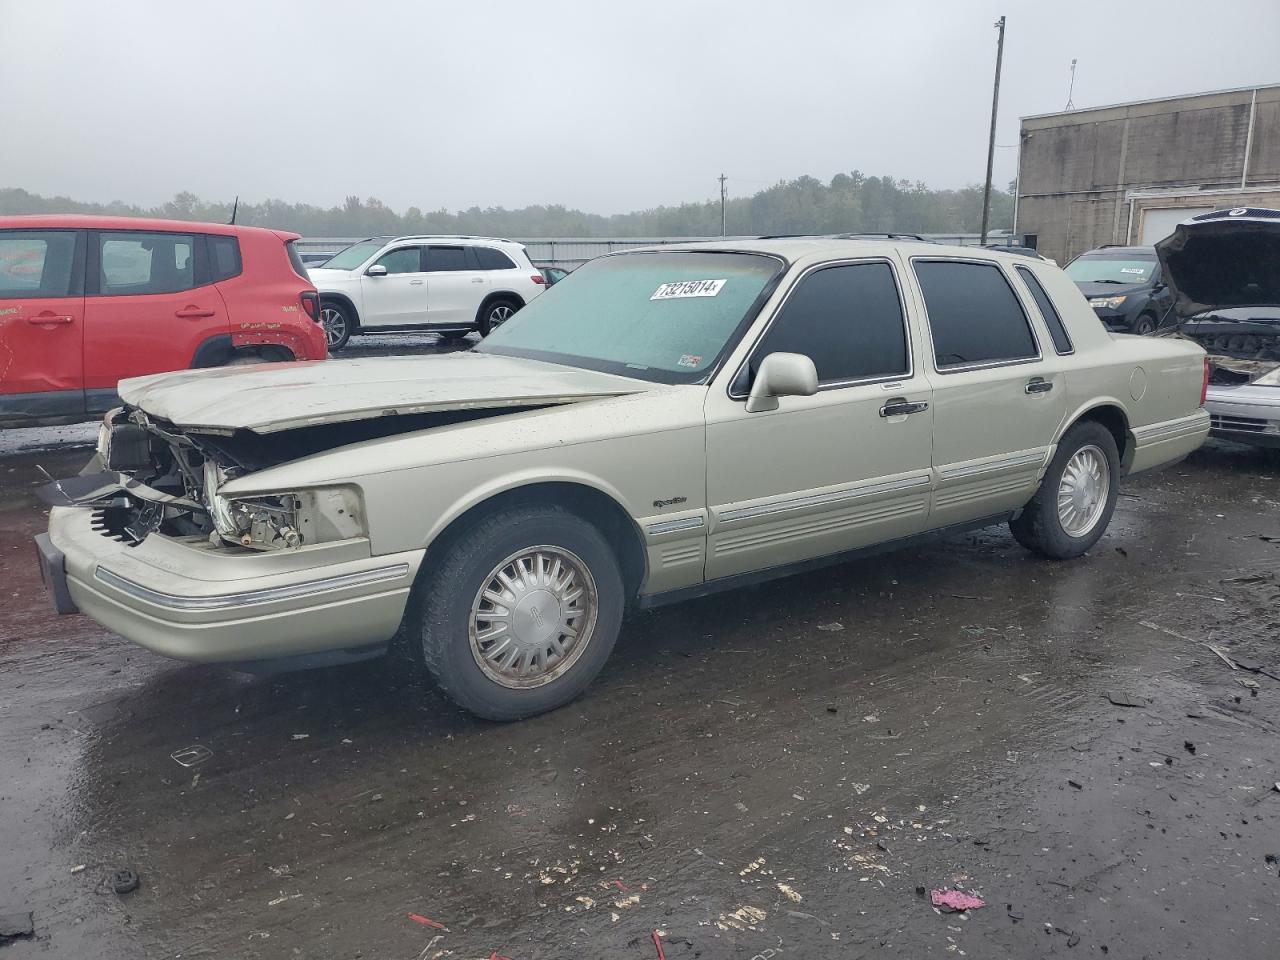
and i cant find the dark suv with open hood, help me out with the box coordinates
[1156,207,1280,450]
[1064,245,1173,335]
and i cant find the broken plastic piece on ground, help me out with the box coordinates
[407,913,446,929]
[1106,692,1145,708]
[112,868,140,894]
[930,889,986,912]
[170,744,213,768]
[817,622,844,632]
[0,912,35,945]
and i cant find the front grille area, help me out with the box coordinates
[1211,414,1269,433]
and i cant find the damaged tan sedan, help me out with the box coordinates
[36,239,1210,719]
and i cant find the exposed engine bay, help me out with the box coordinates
[1172,308,1280,387]
[41,404,539,551]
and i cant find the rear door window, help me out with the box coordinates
[98,231,198,295]
[0,230,81,298]
[424,246,469,272]
[913,260,1038,369]
[1015,265,1073,354]
[749,261,909,386]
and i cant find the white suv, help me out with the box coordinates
[308,236,546,350]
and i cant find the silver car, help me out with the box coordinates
[1155,208,1280,449]
[36,239,1210,719]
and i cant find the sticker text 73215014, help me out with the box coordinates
[651,279,727,300]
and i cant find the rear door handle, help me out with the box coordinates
[1025,378,1054,395]
[409,279,425,285]
[470,277,485,283]
[27,314,74,325]
[175,307,216,319]
[879,398,929,418]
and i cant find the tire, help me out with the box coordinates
[416,503,624,720]
[320,301,354,351]
[225,353,270,366]
[477,298,520,337]
[1009,421,1121,560]
[437,331,471,343]
[1133,312,1157,336]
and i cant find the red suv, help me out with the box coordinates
[0,216,326,427]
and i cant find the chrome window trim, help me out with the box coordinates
[646,516,706,536]
[1013,263,1076,356]
[937,451,1045,482]
[718,474,931,524]
[94,563,411,612]
[909,256,1044,374]
[726,257,915,401]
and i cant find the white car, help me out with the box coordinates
[308,236,546,350]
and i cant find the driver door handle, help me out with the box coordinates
[880,398,929,418]
[409,279,425,285]
[1025,377,1054,395]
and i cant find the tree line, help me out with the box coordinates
[1,174,1015,239]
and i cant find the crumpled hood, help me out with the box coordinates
[118,353,648,433]
[1156,209,1280,318]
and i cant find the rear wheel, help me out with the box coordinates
[320,301,354,351]
[477,298,520,337]
[1010,421,1120,559]
[416,504,624,720]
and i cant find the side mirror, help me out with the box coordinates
[745,352,819,413]
[366,264,388,277]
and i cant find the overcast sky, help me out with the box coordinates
[3,0,1278,215]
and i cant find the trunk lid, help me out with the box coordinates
[118,353,648,434]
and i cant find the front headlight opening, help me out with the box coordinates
[210,486,364,550]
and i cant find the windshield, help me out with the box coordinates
[476,250,784,383]
[320,239,386,271]
[1065,255,1155,284]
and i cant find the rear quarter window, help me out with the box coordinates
[913,259,1039,369]
[285,240,310,281]
[474,246,517,270]
[209,235,244,282]
[1015,265,1073,354]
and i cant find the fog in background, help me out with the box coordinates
[3,0,1278,216]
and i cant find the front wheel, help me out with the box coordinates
[416,504,624,720]
[1134,312,1157,336]
[1010,421,1120,559]
[477,298,520,337]
[320,301,354,351]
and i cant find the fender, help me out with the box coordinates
[1052,396,1134,471]
[318,290,361,327]
[422,466,641,551]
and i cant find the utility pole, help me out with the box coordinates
[718,173,727,237]
[979,15,1006,246]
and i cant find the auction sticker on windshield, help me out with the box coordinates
[651,279,727,300]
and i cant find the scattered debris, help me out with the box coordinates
[851,782,871,795]
[0,912,35,946]
[1205,645,1237,670]
[1068,779,1083,789]
[407,914,446,930]
[930,889,986,912]
[777,882,803,903]
[826,705,838,714]
[169,744,212,768]
[817,622,844,632]
[1006,904,1024,921]
[715,905,767,932]
[786,909,829,927]
[1184,741,1196,755]
[1219,573,1274,585]
[1106,692,1145,708]
[291,733,310,741]
[111,868,140,895]
[651,929,666,960]
[69,864,85,875]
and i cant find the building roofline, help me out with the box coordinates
[1020,81,1280,123]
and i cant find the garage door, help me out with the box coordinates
[1140,206,1215,245]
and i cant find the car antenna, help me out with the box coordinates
[228,195,239,225]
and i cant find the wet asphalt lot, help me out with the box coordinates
[2,334,1280,959]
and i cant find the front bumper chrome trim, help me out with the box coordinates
[93,562,411,612]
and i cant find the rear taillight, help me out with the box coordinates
[531,274,546,285]
[300,291,320,321]
[1200,356,1210,406]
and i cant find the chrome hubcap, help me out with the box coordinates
[469,546,597,689]
[321,307,347,345]
[488,304,513,328]
[1056,444,1109,538]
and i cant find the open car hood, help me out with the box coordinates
[118,353,647,434]
[1155,208,1280,318]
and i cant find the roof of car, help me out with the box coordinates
[376,234,518,245]
[0,214,299,241]
[1079,245,1156,256]
[618,235,1010,263]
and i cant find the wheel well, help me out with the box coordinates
[320,293,361,330]
[478,291,525,317]
[1073,405,1132,468]
[230,345,295,363]
[424,482,647,601]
